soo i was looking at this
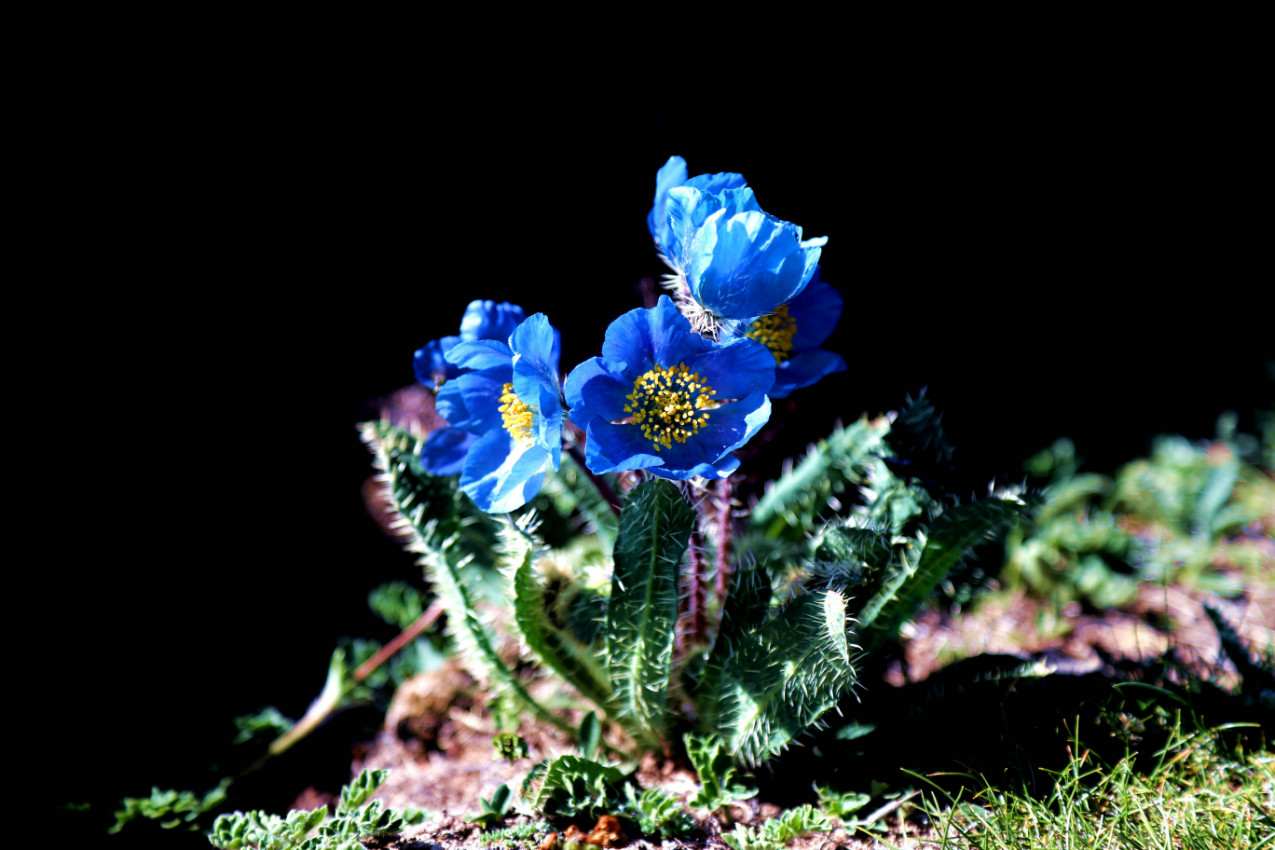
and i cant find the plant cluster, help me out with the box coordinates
[1004,414,1274,610]
[329,156,1032,845]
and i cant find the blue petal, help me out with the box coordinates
[421,427,477,476]
[565,356,632,426]
[510,313,561,379]
[768,350,848,400]
[412,335,460,389]
[583,420,667,475]
[683,337,776,404]
[445,339,514,371]
[437,368,508,434]
[688,210,811,319]
[788,274,843,349]
[663,186,760,272]
[458,300,527,344]
[460,428,549,513]
[646,156,689,250]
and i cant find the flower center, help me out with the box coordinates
[499,383,536,445]
[623,363,717,450]
[745,305,796,363]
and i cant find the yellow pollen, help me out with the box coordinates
[623,362,717,451]
[745,305,797,363]
[498,383,536,445]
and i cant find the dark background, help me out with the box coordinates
[4,18,1270,838]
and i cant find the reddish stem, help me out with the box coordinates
[714,476,734,606]
[354,599,445,682]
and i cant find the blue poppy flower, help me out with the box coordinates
[430,313,563,513]
[412,300,528,390]
[723,267,848,399]
[565,296,774,480]
[666,187,827,327]
[646,155,748,263]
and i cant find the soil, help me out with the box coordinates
[283,563,1273,850]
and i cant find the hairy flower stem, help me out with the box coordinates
[713,476,734,609]
[686,522,707,648]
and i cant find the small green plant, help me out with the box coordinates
[721,804,832,850]
[207,768,412,850]
[109,779,230,834]
[468,784,516,827]
[814,784,870,820]
[685,733,757,813]
[1004,417,1274,611]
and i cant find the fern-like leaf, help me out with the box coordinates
[604,479,694,747]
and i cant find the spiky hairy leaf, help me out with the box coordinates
[810,519,897,590]
[717,590,857,766]
[883,389,955,492]
[538,452,619,548]
[513,553,615,714]
[692,563,773,730]
[605,479,694,746]
[360,421,485,551]
[364,422,574,740]
[856,496,1025,653]
[750,416,889,541]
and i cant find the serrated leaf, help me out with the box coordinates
[604,479,693,746]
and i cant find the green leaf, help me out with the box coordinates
[717,590,857,765]
[750,417,889,541]
[513,550,615,714]
[578,712,601,760]
[336,768,388,816]
[467,784,515,826]
[604,479,694,746]
[857,496,1025,653]
[685,733,757,812]
[531,755,627,817]
[722,804,831,850]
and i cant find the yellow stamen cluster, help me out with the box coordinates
[745,305,797,363]
[498,382,535,445]
[624,363,717,450]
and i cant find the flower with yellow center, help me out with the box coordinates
[427,312,563,513]
[623,363,718,450]
[565,296,775,481]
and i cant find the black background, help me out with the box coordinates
[4,17,1270,839]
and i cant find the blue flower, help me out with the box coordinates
[413,300,528,390]
[565,296,774,480]
[723,267,848,400]
[646,157,827,328]
[429,313,563,513]
[646,156,748,263]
